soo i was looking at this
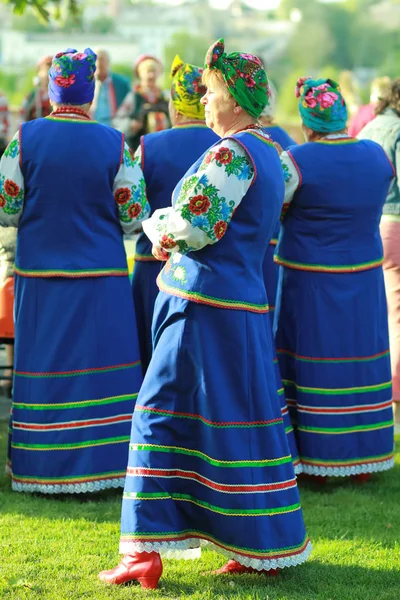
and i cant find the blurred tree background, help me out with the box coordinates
[1,0,399,121]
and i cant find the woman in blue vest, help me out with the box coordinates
[132,55,218,374]
[275,77,395,481]
[99,39,310,590]
[0,48,149,494]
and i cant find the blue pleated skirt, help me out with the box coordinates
[131,260,162,375]
[120,292,311,570]
[275,266,395,476]
[263,242,301,471]
[9,275,143,494]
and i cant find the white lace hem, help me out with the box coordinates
[294,462,302,475]
[11,476,125,494]
[119,538,312,571]
[301,457,394,477]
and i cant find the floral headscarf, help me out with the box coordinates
[205,39,270,119]
[48,48,97,105]
[296,77,348,133]
[170,55,206,121]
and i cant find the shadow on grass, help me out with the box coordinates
[154,561,400,600]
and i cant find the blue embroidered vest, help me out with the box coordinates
[157,130,284,313]
[16,117,128,277]
[276,138,394,273]
[135,123,219,261]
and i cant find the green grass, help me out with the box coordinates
[0,422,399,600]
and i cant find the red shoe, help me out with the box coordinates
[212,560,279,576]
[352,473,371,483]
[299,474,327,485]
[98,551,162,589]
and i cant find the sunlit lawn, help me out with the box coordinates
[0,421,399,600]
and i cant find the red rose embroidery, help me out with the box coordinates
[215,147,233,164]
[0,194,6,208]
[128,147,136,162]
[72,53,87,60]
[189,195,211,215]
[160,235,177,250]
[128,203,142,219]
[114,188,132,205]
[214,220,227,239]
[54,74,76,88]
[4,180,19,197]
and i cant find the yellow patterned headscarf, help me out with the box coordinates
[170,55,207,121]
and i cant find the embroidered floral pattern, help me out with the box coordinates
[281,162,292,183]
[116,178,147,225]
[124,147,139,169]
[114,188,132,205]
[4,139,19,159]
[0,174,23,215]
[200,146,253,181]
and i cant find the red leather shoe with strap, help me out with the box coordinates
[98,551,162,589]
[212,560,279,576]
[351,473,371,483]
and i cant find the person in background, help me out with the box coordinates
[358,79,400,426]
[275,77,395,482]
[91,49,131,127]
[0,91,9,154]
[2,48,149,494]
[132,54,218,374]
[259,82,297,148]
[349,76,391,137]
[21,56,52,122]
[99,39,310,590]
[338,70,361,121]
[113,55,170,151]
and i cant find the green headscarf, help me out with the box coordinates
[204,39,270,119]
[296,76,348,133]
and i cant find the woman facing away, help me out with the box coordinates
[132,54,219,374]
[275,77,395,481]
[358,79,400,427]
[2,48,149,494]
[99,39,311,591]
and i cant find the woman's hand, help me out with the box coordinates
[152,245,170,261]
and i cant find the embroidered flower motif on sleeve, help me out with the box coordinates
[4,139,19,159]
[117,177,148,224]
[199,146,253,180]
[281,162,292,183]
[124,146,139,168]
[0,175,23,215]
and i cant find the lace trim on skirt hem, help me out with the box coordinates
[119,539,312,571]
[11,476,125,494]
[301,457,394,477]
[294,462,302,475]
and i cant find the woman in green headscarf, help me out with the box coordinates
[99,41,310,589]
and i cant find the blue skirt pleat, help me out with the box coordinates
[9,275,143,494]
[275,267,394,476]
[264,243,300,470]
[120,292,311,570]
[131,260,162,375]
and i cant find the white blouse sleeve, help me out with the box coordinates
[113,142,150,235]
[143,139,255,254]
[0,132,24,227]
[280,150,300,218]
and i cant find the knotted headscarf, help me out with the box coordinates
[296,77,348,133]
[204,39,270,119]
[170,55,206,120]
[48,48,97,105]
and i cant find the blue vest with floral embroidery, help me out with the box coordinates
[157,130,284,313]
[16,118,128,277]
[135,124,218,260]
[275,139,394,273]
